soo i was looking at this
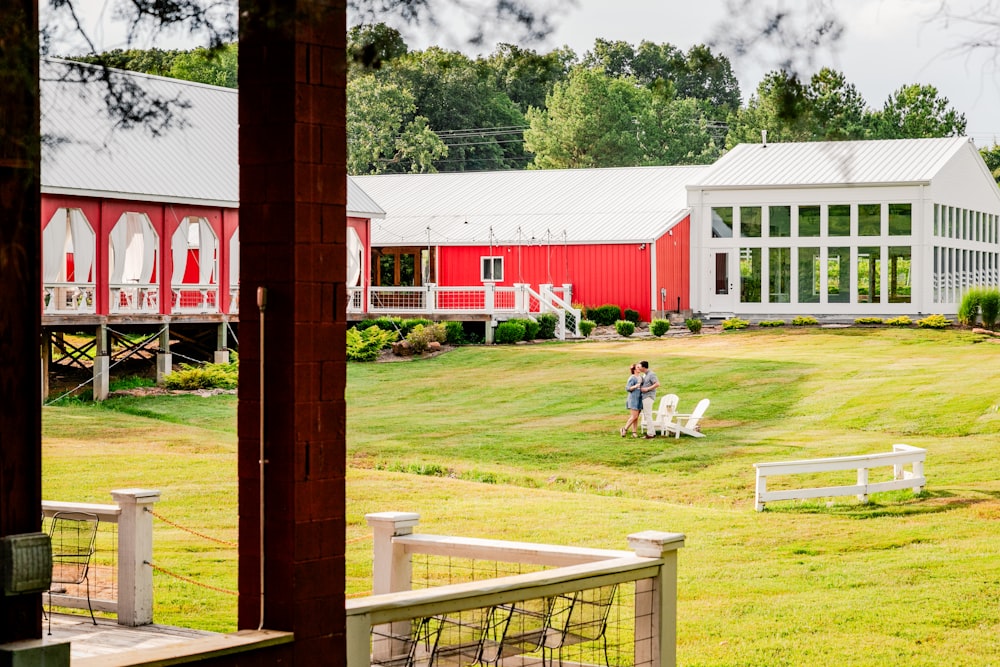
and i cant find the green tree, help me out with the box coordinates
[806,67,869,140]
[484,42,574,113]
[347,74,447,174]
[387,47,527,171]
[348,23,408,75]
[169,43,238,88]
[725,70,813,148]
[980,144,1000,184]
[73,48,182,76]
[869,83,967,139]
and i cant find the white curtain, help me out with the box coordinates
[229,229,240,287]
[347,226,363,287]
[139,215,157,283]
[171,220,189,284]
[199,219,217,284]
[42,210,68,282]
[69,210,95,283]
[109,217,128,284]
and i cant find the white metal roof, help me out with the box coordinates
[691,136,972,189]
[39,57,384,217]
[353,165,705,245]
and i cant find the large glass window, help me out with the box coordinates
[828,247,850,303]
[769,248,791,302]
[769,206,791,237]
[829,205,851,236]
[740,248,762,303]
[888,204,911,235]
[858,246,881,303]
[799,206,821,237]
[934,204,940,237]
[711,207,733,238]
[740,207,762,238]
[888,246,911,303]
[858,204,881,236]
[798,247,821,303]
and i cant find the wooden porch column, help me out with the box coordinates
[238,0,348,663]
[628,531,685,667]
[0,0,43,640]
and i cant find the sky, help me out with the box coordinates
[55,0,1000,145]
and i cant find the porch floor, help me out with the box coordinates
[47,612,218,664]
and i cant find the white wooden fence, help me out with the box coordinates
[347,512,685,667]
[42,488,160,626]
[754,444,926,511]
[348,283,581,339]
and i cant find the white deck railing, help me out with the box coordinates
[347,512,684,667]
[754,444,926,511]
[109,283,159,314]
[171,284,220,313]
[355,283,581,339]
[42,489,160,626]
[43,283,97,314]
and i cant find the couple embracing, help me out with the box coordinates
[620,360,659,439]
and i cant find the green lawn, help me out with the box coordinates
[43,328,1000,664]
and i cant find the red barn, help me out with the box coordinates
[353,166,703,322]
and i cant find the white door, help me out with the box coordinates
[708,251,737,313]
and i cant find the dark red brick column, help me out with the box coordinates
[238,0,348,663]
[0,0,43,642]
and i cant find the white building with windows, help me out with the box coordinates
[687,137,1000,319]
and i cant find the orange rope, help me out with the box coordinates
[146,508,238,548]
[145,560,238,596]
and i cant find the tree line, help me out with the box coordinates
[71,25,984,177]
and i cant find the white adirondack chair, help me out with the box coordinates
[663,398,710,438]
[647,394,679,435]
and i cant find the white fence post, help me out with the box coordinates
[111,488,160,626]
[485,282,495,315]
[628,531,685,667]
[562,283,573,304]
[425,283,436,311]
[366,512,420,662]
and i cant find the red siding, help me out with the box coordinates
[438,241,668,320]
[654,216,691,314]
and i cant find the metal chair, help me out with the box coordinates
[47,511,99,634]
[371,617,443,667]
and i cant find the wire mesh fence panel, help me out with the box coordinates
[434,289,487,311]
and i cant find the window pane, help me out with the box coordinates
[829,205,850,236]
[828,247,851,303]
[715,252,729,295]
[482,257,492,280]
[769,206,791,237]
[379,255,394,286]
[888,203,911,235]
[740,207,761,238]
[712,207,733,238]
[493,258,503,281]
[769,247,791,302]
[798,247,821,303]
[888,246,911,303]
[859,204,881,236]
[740,248,761,303]
[799,206,820,237]
[857,246,881,303]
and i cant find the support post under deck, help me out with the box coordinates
[156,325,172,384]
[215,322,230,364]
[93,324,109,401]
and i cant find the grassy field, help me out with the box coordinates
[43,328,1000,665]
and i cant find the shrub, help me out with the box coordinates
[347,325,397,361]
[406,323,445,353]
[916,314,952,329]
[685,318,702,334]
[623,308,640,324]
[614,320,635,337]
[854,317,884,325]
[590,304,622,326]
[165,360,239,390]
[509,318,540,341]
[444,321,466,345]
[579,320,596,337]
[650,319,670,336]
[722,318,749,330]
[982,290,1000,329]
[536,313,558,339]
[495,321,526,344]
[885,315,912,327]
[399,318,432,337]
[792,315,818,326]
[355,316,401,333]
[759,320,786,327]
[958,287,985,326]
[429,322,448,343]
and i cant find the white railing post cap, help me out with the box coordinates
[366,512,420,531]
[627,531,685,557]
[111,489,162,503]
